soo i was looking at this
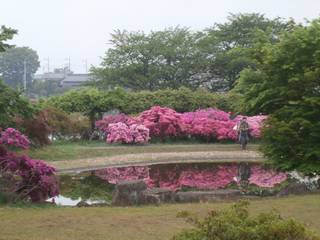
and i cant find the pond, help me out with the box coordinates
[50,162,293,206]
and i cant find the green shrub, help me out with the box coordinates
[172,201,320,240]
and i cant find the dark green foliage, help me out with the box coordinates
[234,19,320,173]
[44,87,127,130]
[92,14,293,92]
[0,80,35,128]
[44,87,240,118]
[172,201,320,240]
[91,27,208,91]
[0,25,17,52]
[202,13,295,91]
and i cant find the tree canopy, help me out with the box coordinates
[0,46,40,91]
[92,13,294,92]
[0,80,34,128]
[0,25,17,52]
[234,18,320,173]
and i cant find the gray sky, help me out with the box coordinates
[1,0,320,73]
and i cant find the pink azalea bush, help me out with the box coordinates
[106,122,150,144]
[129,124,150,144]
[137,106,185,139]
[249,165,287,188]
[0,128,30,149]
[234,115,268,138]
[95,114,137,133]
[96,114,149,144]
[0,128,59,202]
[96,107,267,144]
[181,109,266,141]
[106,122,133,144]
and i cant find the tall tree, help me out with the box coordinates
[0,47,40,91]
[0,25,17,52]
[234,18,320,173]
[201,13,295,91]
[92,27,207,91]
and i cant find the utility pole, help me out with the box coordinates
[23,59,27,92]
[65,57,71,72]
[68,57,71,72]
[84,59,88,73]
[44,57,50,73]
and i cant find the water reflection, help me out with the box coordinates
[53,172,114,206]
[47,195,107,206]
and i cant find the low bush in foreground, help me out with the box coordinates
[173,201,320,240]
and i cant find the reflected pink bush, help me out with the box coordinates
[95,163,287,191]
[249,165,287,188]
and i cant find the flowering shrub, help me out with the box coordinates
[181,109,266,141]
[234,115,267,138]
[106,122,133,144]
[95,114,137,133]
[106,122,150,144]
[249,165,287,188]
[96,107,266,144]
[137,106,185,139]
[129,124,150,144]
[0,128,30,149]
[0,128,59,202]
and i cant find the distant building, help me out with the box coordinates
[33,68,93,88]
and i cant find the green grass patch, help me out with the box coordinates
[0,195,319,240]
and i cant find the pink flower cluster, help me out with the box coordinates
[181,109,267,141]
[0,128,30,149]
[96,107,267,144]
[137,106,185,139]
[237,115,267,138]
[106,122,150,144]
[96,163,287,191]
[0,146,59,202]
[95,114,137,133]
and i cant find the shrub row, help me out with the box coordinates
[44,87,241,116]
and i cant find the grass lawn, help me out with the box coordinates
[0,195,319,240]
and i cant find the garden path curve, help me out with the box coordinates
[53,150,264,173]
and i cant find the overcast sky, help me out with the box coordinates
[1,0,320,73]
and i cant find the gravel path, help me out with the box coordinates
[53,150,264,173]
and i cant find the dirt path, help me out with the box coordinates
[53,150,264,173]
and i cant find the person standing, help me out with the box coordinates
[238,117,249,150]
